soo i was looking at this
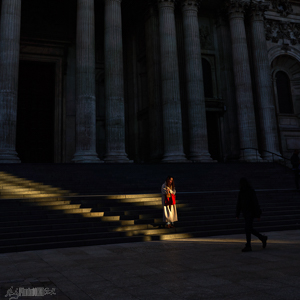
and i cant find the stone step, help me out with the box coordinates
[1,216,298,244]
[0,219,299,253]
[1,199,299,220]
[0,210,298,239]
[0,162,298,253]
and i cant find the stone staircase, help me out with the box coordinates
[0,163,299,253]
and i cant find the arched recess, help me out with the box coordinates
[271,54,300,156]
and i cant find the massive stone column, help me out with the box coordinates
[181,0,212,162]
[73,0,100,163]
[0,0,21,163]
[158,0,187,162]
[249,1,280,160]
[227,0,261,161]
[145,1,164,161]
[216,13,240,160]
[104,0,130,162]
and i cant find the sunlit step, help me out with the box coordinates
[77,214,121,221]
[40,204,81,210]
[114,197,161,203]
[80,212,104,217]
[1,185,39,191]
[23,200,72,206]
[156,233,194,240]
[0,184,71,194]
[0,190,46,195]
[61,208,92,214]
[0,193,69,199]
[123,228,176,236]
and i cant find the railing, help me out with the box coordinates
[240,148,291,167]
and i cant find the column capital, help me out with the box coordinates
[216,8,230,27]
[226,0,249,15]
[181,0,202,9]
[158,0,176,2]
[249,1,270,20]
[158,0,177,8]
[145,1,158,21]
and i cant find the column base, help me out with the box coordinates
[72,151,102,163]
[189,152,216,163]
[162,153,189,163]
[239,149,263,162]
[0,150,21,163]
[261,151,282,162]
[104,153,133,163]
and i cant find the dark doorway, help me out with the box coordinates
[16,60,55,163]
[276,71,294,114]
[206,111,222,161]
[202,58,214,98]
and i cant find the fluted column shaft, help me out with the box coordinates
[216,14,240,160]
[104,0,130,162]
[158,0,187,162]
[145,3,164,161]
[182,0,212,162]
[227,1,260,161]
[250,3,280,160]
[0,0,21,163]
[73,0,100,162]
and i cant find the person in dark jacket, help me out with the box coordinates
[236,177,267,252]
[290,149,300,189]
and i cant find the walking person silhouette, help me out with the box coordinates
[290,149,300,190]
[236,177,267,252]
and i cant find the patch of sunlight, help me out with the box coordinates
[0,171,75,199]
[0,171,167,224]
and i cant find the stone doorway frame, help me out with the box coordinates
[19,40,67,163]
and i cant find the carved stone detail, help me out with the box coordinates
[271,0,293,17]
[199,25,213,49]
[265,20,300,45]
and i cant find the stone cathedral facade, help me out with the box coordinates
[0,0,300,163]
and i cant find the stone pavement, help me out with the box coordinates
[0,230,299,300]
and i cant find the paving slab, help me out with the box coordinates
[0,230,299,300]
